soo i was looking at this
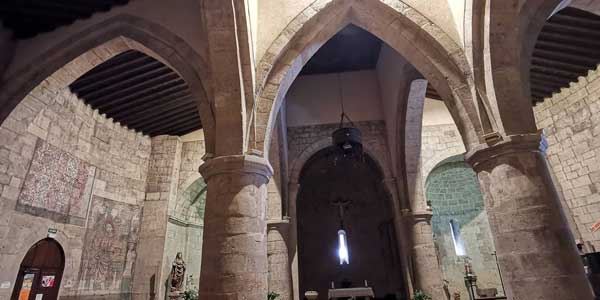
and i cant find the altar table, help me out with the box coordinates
[328,287,375,299]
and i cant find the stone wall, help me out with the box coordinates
[287,120,402,298]
[420,123,465,184]
[288,121,393,179]
[425,158,502,298]
[0,75,151,300]
[534,65,600,250]
[164,139,207,292]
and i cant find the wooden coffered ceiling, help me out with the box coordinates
[69,50,201,137]
[531,6,600,103]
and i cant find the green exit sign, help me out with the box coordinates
[47,228,57,238]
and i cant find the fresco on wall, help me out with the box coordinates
[17,140,95,225]
[78,196,141,292]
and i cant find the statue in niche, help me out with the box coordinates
[168,252,186,299]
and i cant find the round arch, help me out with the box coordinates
[171,177,207,225]
[295,145,406,298]
[256,0,483,158]
[0,14,215,153]
[11,238,65,300]
[289,138,393,186]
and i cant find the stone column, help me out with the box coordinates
[466,133,593,300]
[287,182,301,300]
[267,221,292,300]
[383,178,416,296]
[410,210,445,300]
[406,171,444,300]
[198,155,273,300]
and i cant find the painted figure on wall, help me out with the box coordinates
[87,217,118,281]
[79,196,141,292]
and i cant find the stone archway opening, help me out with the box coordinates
[424,156,502,299]
[296,147,405,299]
[279,19,454,300]
[165,177,207,292]
[11,238,65,300]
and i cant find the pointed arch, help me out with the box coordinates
[481,0,562,136]
[0,14,215,154]
[255,0,483,158]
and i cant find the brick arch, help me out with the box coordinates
[255,0,483,158]
[481,0,562,137]
[0,14,215,153]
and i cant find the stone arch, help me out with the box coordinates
[289,138,392,185]
[424,154,502,297]
[256,0,483,158]
[287,138,411,299]
[171,177,207,225]
[295,145,405,297]
[481,0,562,136]
[165,177,207,291]
[0,14,215,153]
[421,150,466,190]
[401,79,428,210]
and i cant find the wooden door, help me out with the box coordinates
[11,239,65,300]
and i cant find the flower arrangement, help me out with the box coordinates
[413,290,432,300]
[183,288,198,300]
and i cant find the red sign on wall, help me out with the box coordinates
[590,221,600,233]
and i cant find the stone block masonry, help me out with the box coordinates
[287,120,393,178]
[0,74,151,300]
[534,64,600,251]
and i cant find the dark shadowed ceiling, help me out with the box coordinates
[531,6,600,103]
[0,0,129,39]
[69,50,201,137]
[298,7,600,105]
[300,24,383,75]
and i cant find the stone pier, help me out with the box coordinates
[198,155,273,300]
[411,210,445,300]
[267,221,292,300]
[467,134,594,300]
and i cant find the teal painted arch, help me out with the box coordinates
[171,177,207,225]
[425,155,484,235]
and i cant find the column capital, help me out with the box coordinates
[465,131,543,171]
[199,154,273,180]
[267,217,291,229]
[399,209,433,222]
[412,210,433,223]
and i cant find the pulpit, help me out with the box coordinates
[328,287,375,299]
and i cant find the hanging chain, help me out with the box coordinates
[337,73,355,128]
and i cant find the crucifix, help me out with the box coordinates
[332,198,351,265]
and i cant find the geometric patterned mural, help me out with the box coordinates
[17,140,95,225]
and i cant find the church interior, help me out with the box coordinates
[1,1,600,300]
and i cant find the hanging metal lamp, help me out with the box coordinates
[331,73,363,159]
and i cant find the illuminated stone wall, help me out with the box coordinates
[425,157,503,299]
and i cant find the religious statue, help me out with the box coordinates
[168,252,186,299]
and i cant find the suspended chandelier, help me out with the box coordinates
[331,73,363,161]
